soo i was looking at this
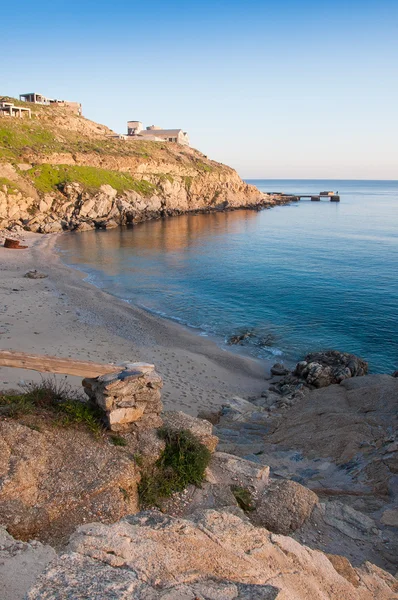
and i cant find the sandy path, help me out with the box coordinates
[0,232,270,414]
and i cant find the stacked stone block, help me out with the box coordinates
[82,362,163,431]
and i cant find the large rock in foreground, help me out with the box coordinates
[251,479,319,534]
[0,420,139,545]
[26,510,398,599]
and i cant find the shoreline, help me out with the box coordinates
[0,232,272,415]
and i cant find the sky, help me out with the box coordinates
[1,0,398,179]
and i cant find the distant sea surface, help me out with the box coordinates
[57,180,398,372]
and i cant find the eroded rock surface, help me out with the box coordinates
[26,510,398,600]
[0,527,55,600]
[0,420,139,545]
[215,373,398,572]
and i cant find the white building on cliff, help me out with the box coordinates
[127,121,189,146]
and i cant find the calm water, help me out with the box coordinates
[57,180,398,372]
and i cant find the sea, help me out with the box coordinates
[57,180,398,373]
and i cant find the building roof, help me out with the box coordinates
[139,129,185,136]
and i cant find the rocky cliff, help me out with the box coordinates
[1,358,398,598]
[0,98,281,233]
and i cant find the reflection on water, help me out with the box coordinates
[58,180,398,372]
[65,210,258,275]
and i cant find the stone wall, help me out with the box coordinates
[82,362,163,431]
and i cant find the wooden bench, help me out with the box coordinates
[0,350,136,378]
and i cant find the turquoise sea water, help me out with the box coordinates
[57,180,398,372]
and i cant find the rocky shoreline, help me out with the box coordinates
[0,347,397,599]
[0,100,291,235]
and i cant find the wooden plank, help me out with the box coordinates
[0,350,124,378]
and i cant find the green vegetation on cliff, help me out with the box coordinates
[138,427,211,507]
[27,164,158,195]
[0,177,21,193]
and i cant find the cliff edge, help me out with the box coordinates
[0,98,279,233]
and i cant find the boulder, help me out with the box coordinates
[0,420,140,545]
[295,351,368,388]
[74,221,95,232]
[270,363,290,377]
[227,330,254,345]
[315,501,378,541]
[39,222,64,234]
[162,410,218,452]
[381,509,398,527]
[251,479,318,534]
[207,452,270,493]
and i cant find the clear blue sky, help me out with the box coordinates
[2,0,397,179]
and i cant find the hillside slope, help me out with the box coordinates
[0,99,280,232]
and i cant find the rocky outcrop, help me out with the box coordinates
[214,373,398,573]
[0,420,140,545]
[0,103,289,233]
[26,509,398,599]
[162,410,219,452]
[294,350,368,387]
[0,175,282,233]
[267,350,368,403]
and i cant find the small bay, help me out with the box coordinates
[57,179,398,372]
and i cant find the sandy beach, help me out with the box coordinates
[0,232,271,415]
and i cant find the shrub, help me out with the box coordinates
[231,486,255,512]
[138,427,211,507]
[0,377,103,435]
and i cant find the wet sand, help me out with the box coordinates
[0,232,271,414]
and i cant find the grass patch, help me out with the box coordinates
[0,121,60,160]
[0,377,103,435]
[183,175,193,191]
[155,173,174,184]
[231,486,255,512]
[0,177,20,193]
[27,164,158,195]
[110,434,127,447]
[138,427,211,508]
[195,160,213,173]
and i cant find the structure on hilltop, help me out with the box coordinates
[0,99,31,118]
[19,92,82,116]
[127,121,189,145]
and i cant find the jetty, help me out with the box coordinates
[268,191,340,202]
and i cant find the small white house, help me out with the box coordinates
[127,121,189,145]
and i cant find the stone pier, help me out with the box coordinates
[82,362,163,431]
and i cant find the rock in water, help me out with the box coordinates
[227,330,255,345]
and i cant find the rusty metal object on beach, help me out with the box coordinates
[4,238,28,249]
